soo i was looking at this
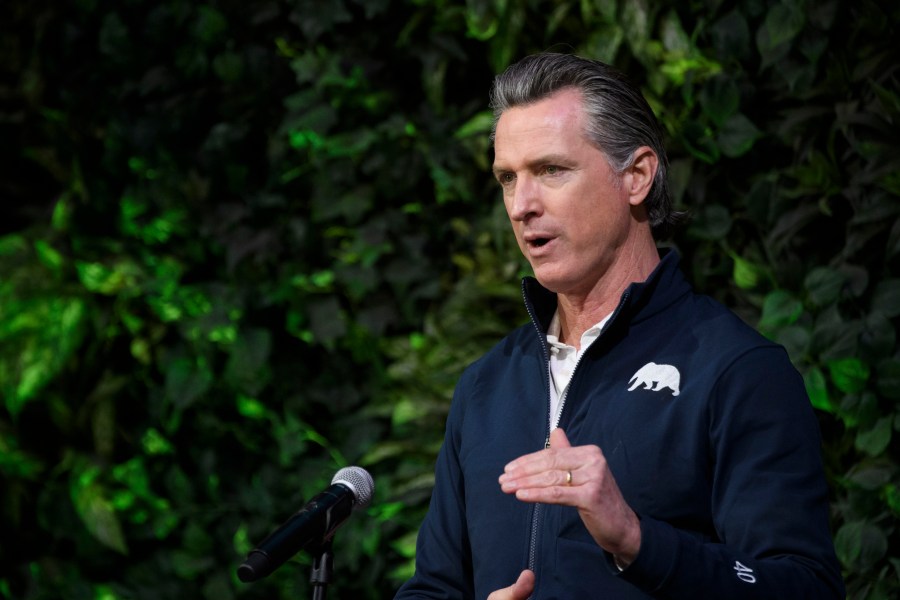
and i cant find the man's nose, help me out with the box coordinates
[507,175,542,221]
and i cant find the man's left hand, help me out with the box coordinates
[498,427,641,567]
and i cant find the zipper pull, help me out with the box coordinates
[544,436,551,449]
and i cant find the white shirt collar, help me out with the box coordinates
[546,310,611,352]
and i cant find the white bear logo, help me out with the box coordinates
[627,362,681,396]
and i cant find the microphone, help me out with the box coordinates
[237,466,375,583]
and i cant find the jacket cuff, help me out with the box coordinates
[610,515,681,594]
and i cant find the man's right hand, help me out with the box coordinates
[487,569,535,600]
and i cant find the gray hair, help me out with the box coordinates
[490,52,683,239]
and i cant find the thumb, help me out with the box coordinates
[509,569,536,599]
[487,570,535,600]
[549,427,571,449]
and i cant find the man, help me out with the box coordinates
[395,52,844,599]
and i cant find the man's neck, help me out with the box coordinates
[555,248,660,348]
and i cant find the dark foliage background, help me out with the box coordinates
[1,0,898,598]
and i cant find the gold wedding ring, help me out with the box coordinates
[565,470,573,486]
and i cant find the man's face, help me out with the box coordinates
[492,88,640,297]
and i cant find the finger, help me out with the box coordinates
[500,429,581,484]
[549,427,571,449]
[502,434,577,476]
[500,467,573,493]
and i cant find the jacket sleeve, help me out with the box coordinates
[615,346,845,600]
[394,379,475,600]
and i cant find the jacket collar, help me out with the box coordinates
[521,248,688,335]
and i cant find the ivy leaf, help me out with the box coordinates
[717,113,762,158]
[811,307,860,360]
[855,416,892,457]
[775,325,810,364]
[731,253,766,289]
[828,357,871,393]
[709,10,751,60]
[699,76,740,127]
[758,290,803,333]
[847,463,892,490]
[871,279,900,318]
[71,466,129,555]
[1,295,88,415]
[454,110,493,139]
[803,367,833,412]
[804,266,846,307]
[876,359,900,400]
[688,204,732,240]
[756,3,805,68]
[834,521,888,569]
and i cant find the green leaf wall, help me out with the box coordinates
[1,1,897,598]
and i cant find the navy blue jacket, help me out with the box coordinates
[395,251,844,599]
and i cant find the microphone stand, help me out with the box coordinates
[309,539,334,600]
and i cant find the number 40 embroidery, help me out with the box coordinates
[734,561,757,584]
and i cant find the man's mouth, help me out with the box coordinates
[525,234,554,248]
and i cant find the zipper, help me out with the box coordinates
[522,283,552,578]
[521,284,632,584]
[551,289,631,431]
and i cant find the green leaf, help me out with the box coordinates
[0,233,27,257]
[876,359,900,400]
[33,240,64,273]
[195,6,228,44]
[225,328,272,395]
[834,521,888,569]
[699,77,740,127]
[71,465,129,554]
[855,417,892,456]
[731,253,765,289]
[237,395,269,420]
[803,367,833,412]
[212,50,244,83]
[775,325,810,363]
[756,3,805,67]
[1,296,88,415]
[164,357,213,411]
[75,260,143,295]
[758,290,804,332]
[884,484,900,516]
[804,266,846,307]
[688,204,732,240]
[828,357,870,393]
[837,264,868,298]
[709,10,751,60]
[811,307,860,360]
[717,113,762,158]
[681,120,720,164]
[621,0,650,42]
[141,429,174,456]
[660,9,690,54]
[871,279,900,318]
[0,431,44,479]
[847,463,892,490]
[464,1,498,41]
[454,110,493,139]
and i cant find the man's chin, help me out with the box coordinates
[531,269,572,294]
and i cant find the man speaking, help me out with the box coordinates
[394,52,844,599]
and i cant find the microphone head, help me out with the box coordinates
[332,466,375,509]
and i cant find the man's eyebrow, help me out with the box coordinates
[492,154,573,176]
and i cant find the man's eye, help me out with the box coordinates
[499,173,515,184]
[545,165,559,175]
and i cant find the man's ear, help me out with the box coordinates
[625,147,658,207]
